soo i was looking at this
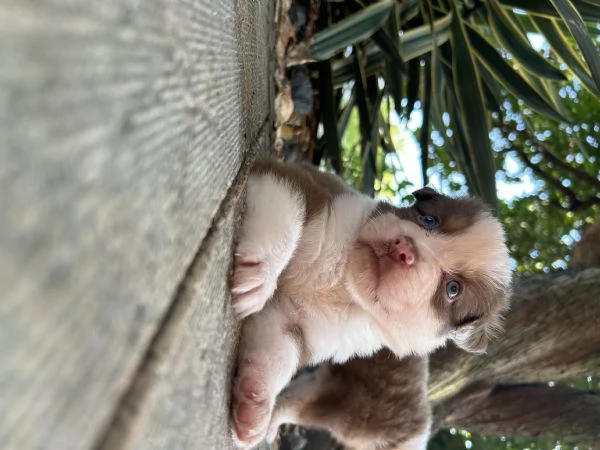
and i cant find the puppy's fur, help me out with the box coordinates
[269,350,431,450]
[230,160,511,448]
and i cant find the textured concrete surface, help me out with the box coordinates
[0,0,272,449]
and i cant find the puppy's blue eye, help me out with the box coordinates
[417,215,440,229]
[446,280,462,300]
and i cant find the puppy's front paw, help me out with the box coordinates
[231,370,273,448]
[231,252,277,319]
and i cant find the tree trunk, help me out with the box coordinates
[433,383,600,445]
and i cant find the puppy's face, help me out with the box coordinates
[346,187,512,356]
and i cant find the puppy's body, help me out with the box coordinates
[230,160,511,448]
[270,350,431,450]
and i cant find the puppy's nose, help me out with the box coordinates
[390,236,416,265]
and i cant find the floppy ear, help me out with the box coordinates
[452,327,488,354]
[412,186,440,202]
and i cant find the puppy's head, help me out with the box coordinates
[346,187,512,356]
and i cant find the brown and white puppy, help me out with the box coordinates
[268,350,431,450]
[230,159,511,448]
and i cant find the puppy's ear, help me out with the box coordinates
[452,327,488,354]
[412,187,440,202]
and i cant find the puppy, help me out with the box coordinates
[230,159,511,448]
[269,350,431,450]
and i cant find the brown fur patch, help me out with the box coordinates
[410,190,485,235]
[370,191,485,236]
[295,350,430,448]
[252,159,352,222]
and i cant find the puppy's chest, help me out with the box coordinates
[303,307,385,363]
[281,223,347,293]
[279,195,367,294]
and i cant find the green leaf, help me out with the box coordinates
[399,0,420,24]
[331,12,452,85]
[487,0,566,81]
[520,66,569,116]
[353,51,372,139]
[548,0,600,91]
[531,15,600,96]
[499,0,600,21]
[447,91,480,196]
[400,12,453,62]
[383,2,404,115]
[379,103,397,155]
[427,48,452,157]
[466,25,569,122]
[541,78,573,121]
[571,0,600,21]
[420,59,432,186]
[405,58,421,119]
[337,88,356,138]
[448,2,498,211]
[371,28,406,75]
[310,0,395,60]
[426,0,448,144]
[478,63,503,113]
[370,83,386,157]
[353,46,376,197]
[317,61,342,173]
[331,45,385,86]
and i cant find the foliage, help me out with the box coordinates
[422,77,600,274]
[494,84,600,274]
[309,0,600,213]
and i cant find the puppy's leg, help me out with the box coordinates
[267,365,338,442]
[232,172,305,318]
[269,373,430,450]
[268,354,432,450]
[232,305,302,448]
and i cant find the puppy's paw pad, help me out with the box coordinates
[232,377,272,448]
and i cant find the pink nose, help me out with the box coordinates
[390,236,416,265]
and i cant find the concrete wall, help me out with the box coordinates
[0,1,273,449]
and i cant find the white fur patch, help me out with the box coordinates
[301,305,385,364]
[276,193,385,364]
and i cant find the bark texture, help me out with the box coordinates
[434,383,600,445]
